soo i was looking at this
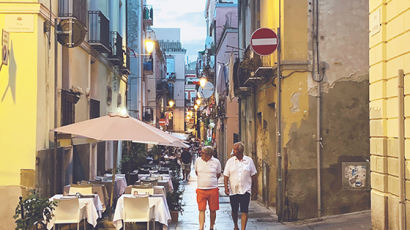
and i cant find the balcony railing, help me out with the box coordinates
[143,60,153,72]
[88,11,111,53]
[143,5,153,26]
[121,51,130,75]
[59,0,88,26]
[107,32,123,65]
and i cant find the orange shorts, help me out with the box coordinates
[196,188,219,211]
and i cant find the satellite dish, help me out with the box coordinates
[198,82,214,98]
[57,18,86,48]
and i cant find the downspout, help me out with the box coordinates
[53,0,59,195]
[312,0,323,218]
[276,0,283,221]
[398,69,406,230]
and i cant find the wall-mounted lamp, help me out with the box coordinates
[168,100,175,108]
[145,39,155,54]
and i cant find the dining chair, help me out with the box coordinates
[131,187,154,195]
[123,196,155,230]
[69,185,93,195]
[52,198,85,230]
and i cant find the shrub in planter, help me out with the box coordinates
[13,190,57,230]
[166,177,184,222]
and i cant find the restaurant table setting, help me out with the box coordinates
[98,174,128,198]
[47,194,103,229]
[63,183,108,211]
[137,175,174,192]
[113,194,171,230]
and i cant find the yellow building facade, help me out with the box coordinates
[0,1,128,228]
[369,0,410,229]
[239,0,369,220]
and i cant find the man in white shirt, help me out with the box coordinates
[224,142,257,230]
[195,146,222,230]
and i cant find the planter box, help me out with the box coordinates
[170,210,179,222]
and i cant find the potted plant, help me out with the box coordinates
[167,177,184,222]
[13,190,57,230]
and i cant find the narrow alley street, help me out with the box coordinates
[170,169,371,230]
[2,0,409,229]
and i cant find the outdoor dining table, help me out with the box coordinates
[101,174,128,198]
[138,175,174,192]
[47,194,103,229]
[63,184,108,211]
[113,194,171,230]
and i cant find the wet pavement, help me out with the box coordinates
[168,170,371,230]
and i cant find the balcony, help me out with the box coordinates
[88,11,111,53]
[107,32,123,66]
[143,5,153,26]
[143,107,153,122]
[143,60,153,72]
[59,0,88,26]
[121,51,131,75]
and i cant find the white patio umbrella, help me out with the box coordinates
[55,113,188,147]
[54,113,188,214]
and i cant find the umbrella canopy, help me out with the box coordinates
[54,113,189,214]
[54,113,189,148]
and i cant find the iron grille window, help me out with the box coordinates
[59,0,88,26]
[61,90,76,126]
[90,99,100,119]
[88,11,110,53]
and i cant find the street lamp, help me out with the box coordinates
[168,99,175,108]
[194,104,199,110]
[199,77,207,88]
[145,39,155,54]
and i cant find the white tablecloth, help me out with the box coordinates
[102,175,128,198]
[113,194,171,230]
[47,194,103,229]
[138,175,174,192]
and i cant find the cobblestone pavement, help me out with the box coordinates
[168,170,371,230]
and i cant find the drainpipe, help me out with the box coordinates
[398,69,406,230]
[276,0,283,221]
[312,0,323,218]
[53,2,59,195]
[316,81,321,218]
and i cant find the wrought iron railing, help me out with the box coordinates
[88,11,111,53]
[59,0,88,26]
[121,51,130,75]
[108,32,123,65]
[143,5,153,26]
[143,60,153,71]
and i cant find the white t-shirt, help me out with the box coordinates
[223,155,257,195]
[195,157,222,189]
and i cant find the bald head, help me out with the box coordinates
[233,142,244,154]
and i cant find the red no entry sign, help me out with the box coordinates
[251,28,278,56]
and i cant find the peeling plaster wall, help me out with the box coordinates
[239,0,369,220]
[282,0,370,220]
[285,80,370,219]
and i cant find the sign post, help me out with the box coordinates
[1,29,9,70]
[250,28,278,56]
